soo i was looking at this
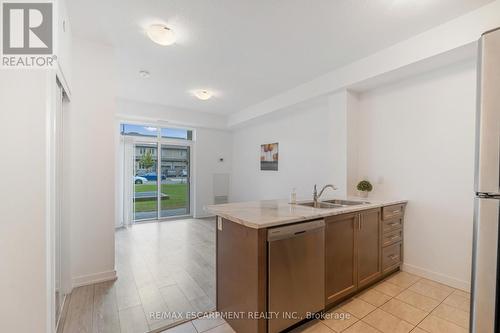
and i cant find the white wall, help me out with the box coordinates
[194,128,233,217]
[117,98,227,129]
[356,60,477,289]
[66,38,117,286]
[230,93,349,202]
[0,71,50,332]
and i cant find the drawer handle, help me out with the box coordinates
[392,210,400,214]
[389,254,399,260]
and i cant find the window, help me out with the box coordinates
[120,123,193,141]
[161,127,193,140]
[120,124,158,137]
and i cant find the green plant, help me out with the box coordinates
[357,180,373,192]
[140,151,155,170]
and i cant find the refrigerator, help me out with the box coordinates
[471,26,500,333]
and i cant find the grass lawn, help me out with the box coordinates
[134,183,188,212]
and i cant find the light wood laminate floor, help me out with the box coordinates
[60,218,216,333]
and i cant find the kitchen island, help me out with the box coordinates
[208,198,407,333]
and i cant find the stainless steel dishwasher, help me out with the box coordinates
[268,219,325,333]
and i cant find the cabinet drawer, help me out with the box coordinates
[382,218,403,233]
[382,204,404,220]
[382,229,402,247]
[382,242,402,272]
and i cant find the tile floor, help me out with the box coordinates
[161,272,471,333]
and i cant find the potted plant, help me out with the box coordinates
[357,180,373,198]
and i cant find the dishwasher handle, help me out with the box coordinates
[267,220,325,242]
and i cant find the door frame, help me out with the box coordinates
[157,143,192,220]
[116,119,196,226]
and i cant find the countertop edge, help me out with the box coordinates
[208,199,408,229]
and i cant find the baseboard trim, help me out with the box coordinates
[72,270,117,288]
[402,263,470,291]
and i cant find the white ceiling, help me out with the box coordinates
[67,0,492,115]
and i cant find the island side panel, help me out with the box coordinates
[216,217,267,333]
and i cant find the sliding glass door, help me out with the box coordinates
[160,145,190,218]
[132,143,190,221]
[121,123,193,223]
[133,143,158,221]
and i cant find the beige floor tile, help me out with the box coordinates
[192,314,226,332]
[374,281,406,297]
[203,323,235,333]
[385,272,421,289]
[452,289,470,300]
[363,309,414,333]
[418,279,455,293]
[432,303,470,329]
[357,289,392,307]
[323,308,359,332]
[380,299,428,326]
[418,279,456,300]
[341,298,377,319]
[410,328,428,333]
[443,293,471,313]
[418,315,468,333]
[395,290,441,313]
[290,320,334,332]
[343,321,381,333]
[408,281,454,302]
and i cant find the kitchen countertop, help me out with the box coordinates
[207,198,408,229]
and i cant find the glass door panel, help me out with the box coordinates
[133,143,158,221]
[160,145,190,218]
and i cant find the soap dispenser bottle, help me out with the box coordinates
[290,188,297,204]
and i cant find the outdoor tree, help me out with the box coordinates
[140,151,155,170]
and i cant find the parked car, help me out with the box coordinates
[143,172,166,181]
[179,169,188,177]
[135,169,148,176]
[134,176,148,184]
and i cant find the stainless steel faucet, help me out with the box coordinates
[313,184,338,204]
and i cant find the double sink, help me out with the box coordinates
[296,199,370,209]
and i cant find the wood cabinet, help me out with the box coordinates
[325,213,358,304]
[325,208,382,305]
[381,204,405,275]
[217,202,406,333]
[357,209,382,288]
[382,242,402,273]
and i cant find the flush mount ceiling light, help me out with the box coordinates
[139,70,150,78]
[146,24,176,46]
[193,90,213,100]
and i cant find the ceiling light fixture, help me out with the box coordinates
[139,70,151,78]
[193,90,213,100]
[146,24,176,46]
